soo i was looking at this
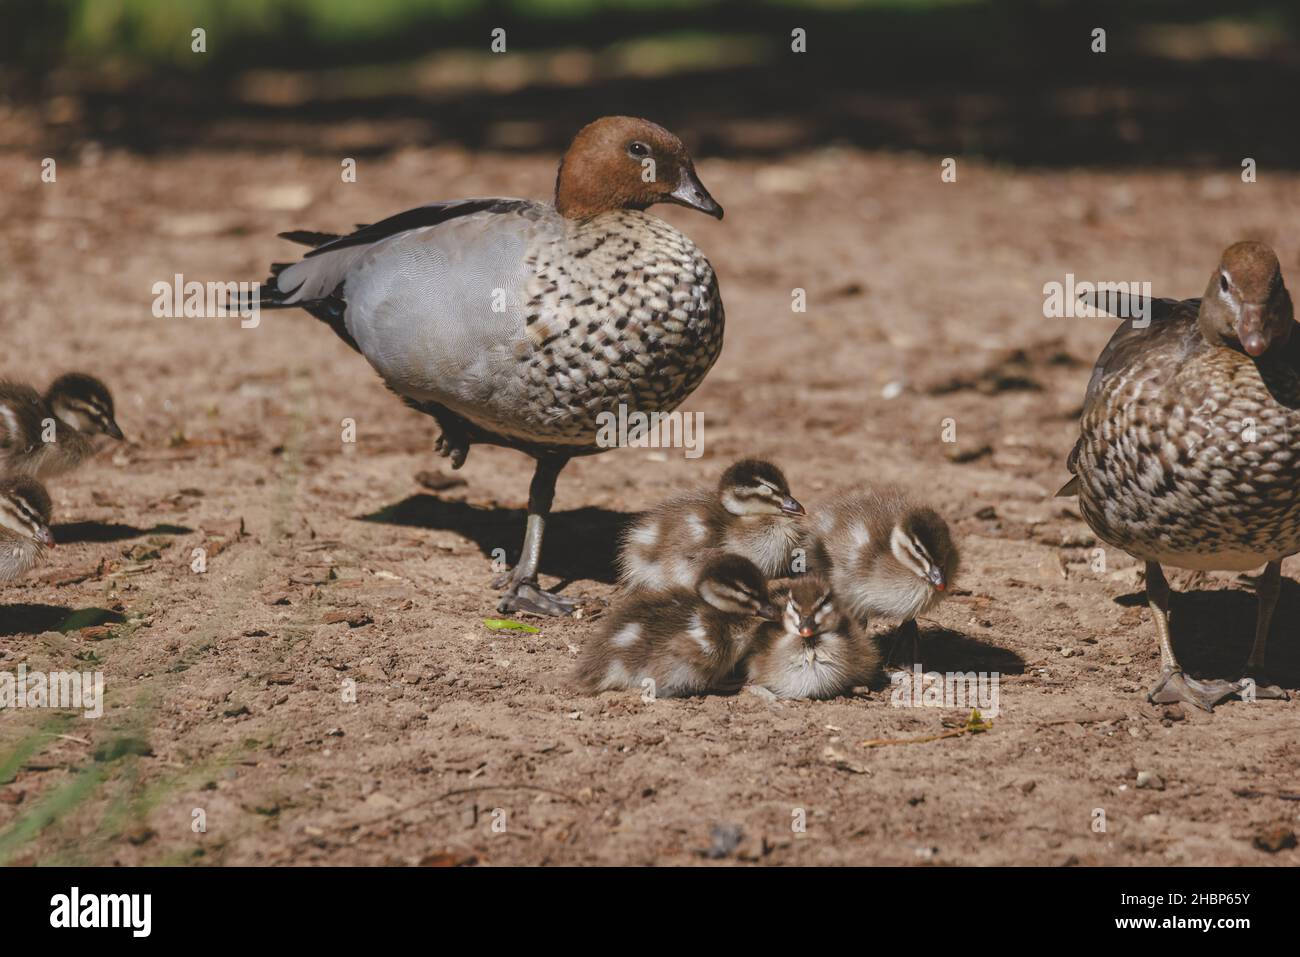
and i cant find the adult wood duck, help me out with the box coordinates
[1059,241,1299,710]
[246,117,725,615]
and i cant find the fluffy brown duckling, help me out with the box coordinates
[574,552,780,698]
[1060,240,1300,710]
[617,458,806,592]
[745,575,880,699]
[0,476,55,582]
[808,485,959,666]
[0,373,123,479]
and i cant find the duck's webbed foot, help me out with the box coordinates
[434,427,470,470]
[494,575,577,617]
[1235,672,1290,702]
[1148,667,1239,712]
[405,399,472,469]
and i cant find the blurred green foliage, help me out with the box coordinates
[4,0,1297,77]
[7,0,980,73]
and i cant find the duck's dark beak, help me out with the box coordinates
[798,623,816,640]
[757,602,781,622]
[104,419,125,441]
[780,495,805,516]
[669,167,723,220]
[1238,304,1269,357]
[35,525,56,548]
[927,566,946,590]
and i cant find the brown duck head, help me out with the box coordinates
[1198,241,1294,358]
[554,116,723,221]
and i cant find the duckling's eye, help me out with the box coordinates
[627,141,651,158]
[1220,274,1230,293]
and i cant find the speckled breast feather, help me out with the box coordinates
[1076,328,1300,569]
[517,209,724,445]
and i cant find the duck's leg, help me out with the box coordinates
[885,619,921,669]
[1236,560,1289,701]
[494,454,576,616]
[1145,561,1237,711]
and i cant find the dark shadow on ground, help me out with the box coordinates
[52,522,192,545]
[0,604,126,637]
[361,494,628,584]
[888,624,1027,676]
[1115,577,1300,688]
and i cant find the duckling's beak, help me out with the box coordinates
[780,495,805,516]
[798,624,816,640]
[757,602,781,621]
[1238,304,1268,357]
[104,419,125,441]
[35,525,56,548]
[669,167,723,220]
[927,566,946,590]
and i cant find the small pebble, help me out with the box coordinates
[1136,770,1165,791]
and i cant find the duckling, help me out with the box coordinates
[1060,240,1300,711]
[745,575,880,699]
[0,476,54,581]
[574,552,779,697]
[0,381,47,477]
[45,373,123,442]
[246,116,726,616]
[0,373,122,479]
[617,458,805,592]
[808,485,959,666]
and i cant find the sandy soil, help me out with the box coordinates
[1,136,1299,866]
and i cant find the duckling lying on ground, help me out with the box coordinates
[575,552,779,698]
[617,458,805,592]
[0,476,55,582]
[808,485,958,667]
[745,575,881,699]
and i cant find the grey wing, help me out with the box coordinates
[274,199,560,417]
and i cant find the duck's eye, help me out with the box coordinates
[1220,274,1230,293]
[627,141,651,158]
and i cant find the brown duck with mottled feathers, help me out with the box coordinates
[1061,240,1300,710]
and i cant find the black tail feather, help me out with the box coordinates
[224,277,360,353]
[226,271,297,312]
[278,229,342,248]
[225,229,364,353]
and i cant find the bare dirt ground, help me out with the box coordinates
[2,130,1299,866]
